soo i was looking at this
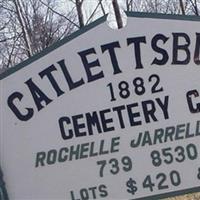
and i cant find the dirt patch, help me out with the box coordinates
[166,193,200,200]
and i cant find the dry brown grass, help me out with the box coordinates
[165,192,200,200]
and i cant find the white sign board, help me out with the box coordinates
[1,12,200,200]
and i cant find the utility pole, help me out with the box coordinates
[112,0,123,29]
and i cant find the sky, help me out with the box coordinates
[58,0,127,29]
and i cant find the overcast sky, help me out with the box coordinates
[58,0,127,29]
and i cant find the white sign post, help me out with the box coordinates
[1,12,200,200]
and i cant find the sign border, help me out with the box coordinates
[1,11,200,200]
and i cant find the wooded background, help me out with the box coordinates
[1,0,200,199]
[1,0,200,70]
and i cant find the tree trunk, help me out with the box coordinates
[112,0,123,29]
[179,0,186,15]
[126,0,130,11]
[193,0,199,16]
[75,0,84,28]
[13,0,33,57]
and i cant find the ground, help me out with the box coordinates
[167,193,200,200]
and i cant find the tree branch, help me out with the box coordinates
[38,0,80,28]
[85,0,104,25]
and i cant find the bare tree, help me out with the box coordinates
[75,0,84,28]
[39,0,79,29]
[2,0,200,69]
[0,0,77,68]
[99,0,106,15]
[126,0,134,11]
[85,0,106,25]
[188,0,199,15]
[179,0,186,14]
[13,0,33,57]
[112,0,123,29]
